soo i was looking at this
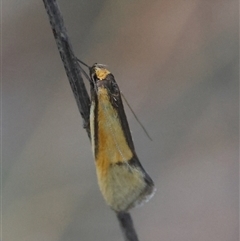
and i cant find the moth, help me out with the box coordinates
[81,62,155,212]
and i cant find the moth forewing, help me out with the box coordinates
[89,64,155,212]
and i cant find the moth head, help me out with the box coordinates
[90,63,110,82]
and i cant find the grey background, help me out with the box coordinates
[2,1,239,241]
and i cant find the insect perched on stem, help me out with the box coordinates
[78,60,155,212]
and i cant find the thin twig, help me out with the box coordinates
[42,1,139,241]
[117,212,139,241]
[42,0,90,137]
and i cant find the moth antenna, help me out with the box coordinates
[76,58,90,68]
[121,92,153,141]
[76,58,91,83]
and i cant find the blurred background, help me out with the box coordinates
[2,0,239,241]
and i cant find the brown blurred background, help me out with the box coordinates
[2,1,239,241]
